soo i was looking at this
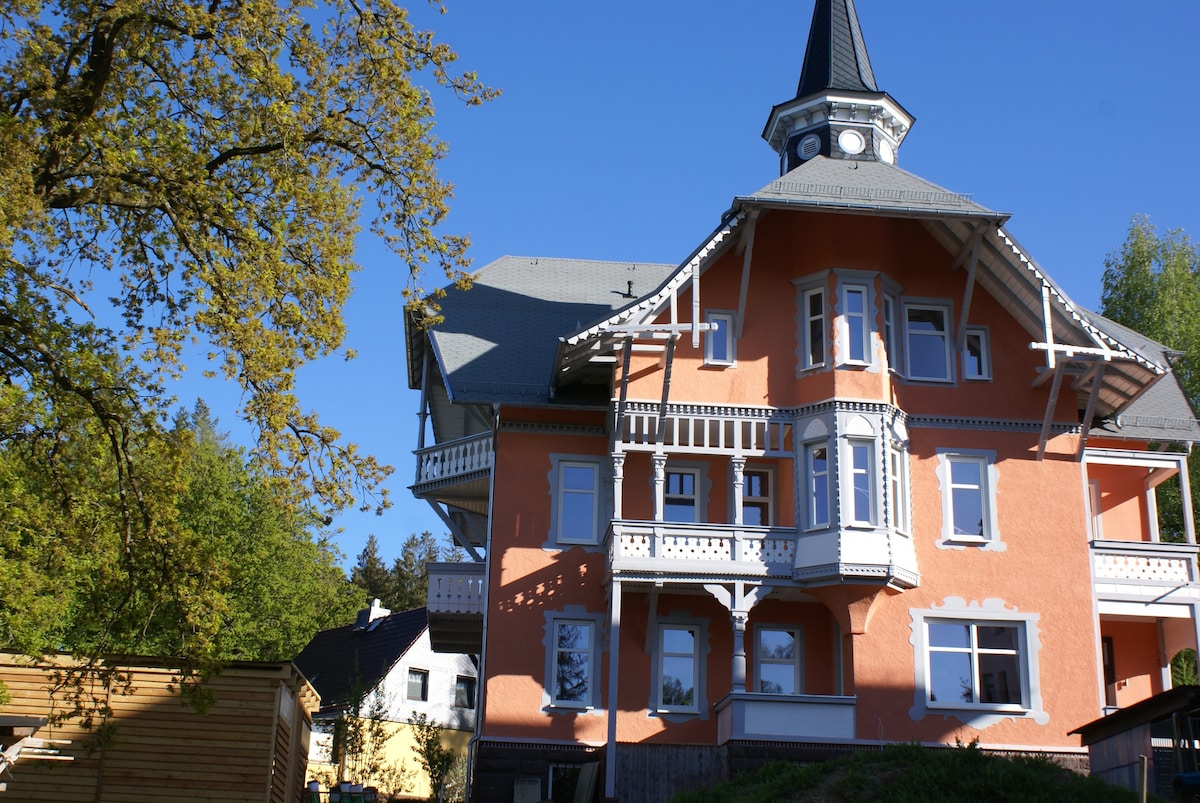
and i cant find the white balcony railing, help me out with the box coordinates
[615,402,792,457]
[414,432,493,487]
[427,562,486,615]
[608,521,796,577]
[1091,540,1199,585]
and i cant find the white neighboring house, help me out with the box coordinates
[294,601,478,770]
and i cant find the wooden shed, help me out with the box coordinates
[0,652,318,802]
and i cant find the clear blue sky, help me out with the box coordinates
[178,1,1200,567]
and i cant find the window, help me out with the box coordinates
[935,450,1002,550]
[883,293,900,370]
[905,303,952,381]
[742,468,772,526]
[665,468,700,522]
[555,460,599,544]
[805,443,830,529]
[847,439,875,525]
[948,455,987,537]
[454,675,476,709]
[756,627,801,694]
[803,287,826,370]
[552,620,595,708]
[705,310,735,366]
[910,601,1047,726]
[843,284,870,364]
[963,327,991,380]
[888,445,910,535]
[658,625,699,713]
[406,669,429,702]
[926,620,1025,709]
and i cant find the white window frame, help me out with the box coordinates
[935,449,1004,551]
[742,467,773,527]
[550,457,602,546]
[754,625,803,695]
[840,283,872,365]
[909,599,1048,728]
[804,441,831,530]
[904,302,953,382]
[549,618,597,709]
[883,291,901,372]
[888,444,911,536]
[657,623,701,714]
[802,287,826,370]
[664,466,702,523]
[846,438,876,526]
[963,326,991,381]
[704,310,736,366]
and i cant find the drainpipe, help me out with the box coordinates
[464,404,499,802]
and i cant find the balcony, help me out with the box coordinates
[1091,539,1200,614]
[607,521,797,581]
[426,562,485,654]
[606,521,918,589]
[411,432,493,517]
[715,692,856,743]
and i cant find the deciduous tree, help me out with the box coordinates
[0,0,492,696]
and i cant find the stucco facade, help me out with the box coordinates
[408,3,1200,802]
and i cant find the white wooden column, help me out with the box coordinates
[605,580,623,799]
[611,453,625,520]
[652,454,667,521]
[731,611,749,692]
[731,457,746,526]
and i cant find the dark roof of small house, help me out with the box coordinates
[1071,685,1200,745]
[424,256,675,406]
[1083,312,1200,443]
[293,607,427,713]
[796,0,878,98]
[735,156,1006,222]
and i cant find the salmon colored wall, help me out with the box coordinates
[483,427,611,744]
[749,599,838,695]
[842,427,1099,747]
[482,210,1130,751]
[1087,463,1150,542]
[623,213,1074,425]
[1101,619,1165,707]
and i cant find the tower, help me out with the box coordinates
[762,0,914,174]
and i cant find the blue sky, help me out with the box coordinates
[179,1,1200,566]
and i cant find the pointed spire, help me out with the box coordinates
[762,0,913,175]
[796,0,878,98]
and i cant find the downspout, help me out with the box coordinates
[464,403,499,802]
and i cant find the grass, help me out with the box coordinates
[668,742,1152,803]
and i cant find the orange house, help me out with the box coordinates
[407,3,1200,801]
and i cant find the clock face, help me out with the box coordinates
[838,129,866,155]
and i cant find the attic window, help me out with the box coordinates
[407,669,429,701]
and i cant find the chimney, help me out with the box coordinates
[352,598,392,631]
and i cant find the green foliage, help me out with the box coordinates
[327,686,413,799]
[0,0,491,709]
[352,531,445,612]
[1100,216,1200,540]
[1173,648,1198,687]
[408,711,456,802]
[0,400,359,712]
[669,742,1144,803]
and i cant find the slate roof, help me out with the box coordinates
[734,156,1006,222]
[425,256,675,406]
[1083,312,1200,444]
[294,607,427,714]
[796,0,878,97]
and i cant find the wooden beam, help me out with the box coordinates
[1076,365,1104,459]
[735,211,759,339]
[954,227,983,352]
[655,337,677,447]
[1036,362,1066,461]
